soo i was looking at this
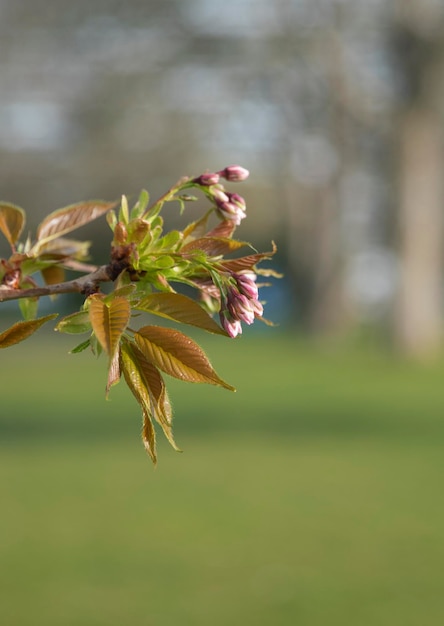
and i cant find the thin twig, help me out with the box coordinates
[0,265,113,302]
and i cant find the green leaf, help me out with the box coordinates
[88,295,131,356]
[131,189,150,219]
[118,195,129,224]
[135,325,235,390]
[134,292,227,335]
[0,203,26,247]
[56,310,92,334]
[36,200,117,245]
[0,313,58,349]
[19,296,39,321]
[158,230,182,250]
[70,338,91,354]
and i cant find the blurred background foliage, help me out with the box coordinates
[1,0,444,356]
[2,1,444,625]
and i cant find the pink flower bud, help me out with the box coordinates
[194,172,220,186]
[219,312,242,338]
[228,193,246,210]
[212,188,230,204]
[235,272,259,300]
[219,165,250,182]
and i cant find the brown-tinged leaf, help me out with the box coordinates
[134,292,227,336]
[106,347,121,397]
[219,243,277,273]
[121,342,179,451]
[142,408,157,464]
[36,200,117,245]
[0,313,57,349]
[205,220,236,239]
[135,325,235,390]
[88,294,131,356]
[182,211,211,241]
[120,341,158,464]
[0,203,26,247]
[180,237,248,258]
[41,265,65,286]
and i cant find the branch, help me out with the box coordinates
[0,265,113,302]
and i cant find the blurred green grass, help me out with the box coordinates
[1,331,444,625]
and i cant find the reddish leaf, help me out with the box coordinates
[205,220,236,239]
[0,203,25,247]
[0,313,57,349]
[36,200,117,244]
[106,348,121,397]
[120,342,179,451]
[134,292,227,335]
[135,325,235,390]
[219,243,277,273]
[141,408,157,464]
[120,341,158,464]
[182,212,210,241]
[180,237,248,257]
[88,295,131,357]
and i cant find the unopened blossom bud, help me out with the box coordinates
[214,192,246,225]
[194,172,220,186]
[228,193,246,210]
[216,202,245,226]
[211,187,228,203]
[219,311,242,338]
[235,272,259,300]
[219,165,250,182]
[227,291,256,325]
[114,221,128,244]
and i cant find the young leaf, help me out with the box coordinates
[56,310,91,334]
[120,341,179,452]
[36,200,117,245]
[219,243,277,273]
[131,189,150,220]
[135,325,235,390]
[0,203,26,247]
[134,292,227,335]
[70,338,91,354]
[19,296,38,321]
[205,220,236,239]
[180,237,248,257]
[88,295,131,356]
[141,408,157,465]
[0,313,58,349]
[182,211,211,241]
[106,348,121,397]
[41,265,65,286]
[120,341,158,464]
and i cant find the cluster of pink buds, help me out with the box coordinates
[193,165,249,226]
[193,165,250,187]
[219,271,263,338]
[212,188,246,226]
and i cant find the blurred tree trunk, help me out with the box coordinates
[396,108,444,356]
[393,6,444,357]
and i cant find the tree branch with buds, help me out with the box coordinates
[0,166,279,465]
